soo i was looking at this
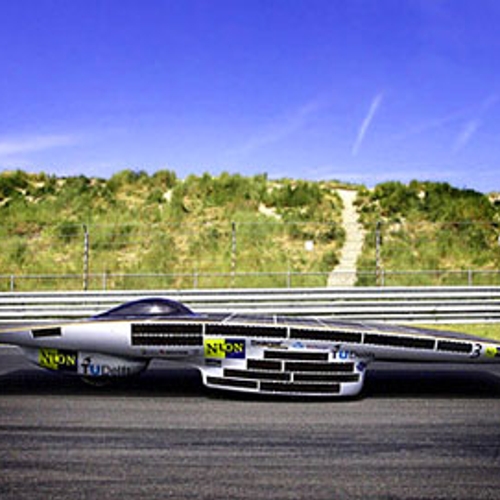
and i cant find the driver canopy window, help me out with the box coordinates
[96,299,194,319]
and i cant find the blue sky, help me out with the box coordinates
[0,0,499,192]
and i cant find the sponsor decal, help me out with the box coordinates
[356,361,367,372]
[204,338,246,359]
[485,346,499,358]
[331,348,352,360]
[251,340,285,349]
[39,348,77,372]
[79,356,138,377]
[304,344,331,350]
[292,342,305,349]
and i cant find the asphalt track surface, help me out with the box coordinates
[1,346,500,500]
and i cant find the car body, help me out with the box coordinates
[1,297,499,398]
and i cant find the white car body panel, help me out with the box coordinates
[1,298,499,398]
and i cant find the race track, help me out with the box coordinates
[1,346,500,499]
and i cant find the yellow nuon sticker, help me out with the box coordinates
[485,346,499,358]
[204,338,246,359]
[39,348,77,371]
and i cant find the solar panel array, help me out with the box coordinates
[130,313,477,356]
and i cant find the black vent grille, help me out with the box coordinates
[205,324,287,339]
[437,340,473,354]
[264,350,329,362]
[224,369,291,381]
[290,328,362,343]
[131,322,203,346]
[284,361,355,373]
[132,335,203,346]
[206,376,258,390]
[205,346,362,396]
[260,381,341,394]
[247,359,282,371]
[32,327,62,338]
[294,373,360,383]
[364,333,435,350]
[132,323,202,334]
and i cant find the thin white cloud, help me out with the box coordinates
[392,107,467,142]
[453,119,481,153]
[0,133,79,158]
[228,98,327,158]
[393,93,498,144]
[351,93,383,157]
[449,94,498,153]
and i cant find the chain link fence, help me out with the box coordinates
[2,269,500,292]
[1,220,499,290]
[0,221,342,290]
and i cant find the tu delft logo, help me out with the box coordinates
[204,338,246,359]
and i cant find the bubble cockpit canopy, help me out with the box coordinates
[93,298,195,320]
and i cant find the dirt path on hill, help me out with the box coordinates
[327,189,365,287]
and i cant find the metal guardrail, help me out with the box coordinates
[2,269,500,292]
[0,286,499,324]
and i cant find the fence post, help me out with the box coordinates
[375,221,382,286]
[10,275,15,292]
[231,221,237,288]
[83,225,89,291]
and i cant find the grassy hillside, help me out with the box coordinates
[355,181,500,285]
[0,171,499,290]
[0,170,345,289]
